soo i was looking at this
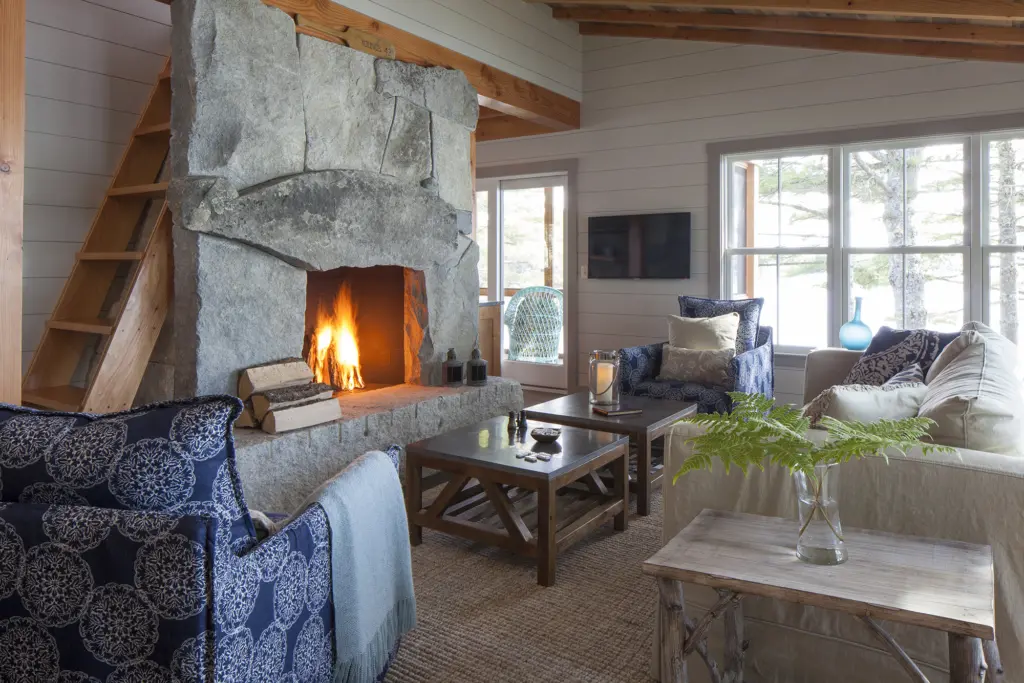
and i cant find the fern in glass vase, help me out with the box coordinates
[673,392,954,564]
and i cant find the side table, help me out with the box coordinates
[645,510,1004,683]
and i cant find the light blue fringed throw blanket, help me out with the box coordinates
[301,450,417,683]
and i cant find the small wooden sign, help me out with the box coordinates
[297,15,396,60]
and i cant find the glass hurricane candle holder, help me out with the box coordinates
[589,350,620,406]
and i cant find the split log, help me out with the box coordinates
[237,358,314,401]
[262,398,342,435]
[251,382,335,421]
[235,403,258,429]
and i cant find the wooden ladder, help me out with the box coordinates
[22,60,173,413]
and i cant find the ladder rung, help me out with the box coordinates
[23,386,85,412]
[47,317,115,335]
[135,122,170,137]
[78,251,145,262]
[109,182,168,199]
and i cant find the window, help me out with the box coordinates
[721,129,1024,358]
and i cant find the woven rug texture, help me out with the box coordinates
[384,493,662,683]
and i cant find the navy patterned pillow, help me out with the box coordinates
[678,296,763,354]
[884,363,925,387]
[844,327,958,386]
[0,396,255,546]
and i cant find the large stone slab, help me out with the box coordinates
[170,171,461,272]
[300,35,396,173]
[170,0,305,190]
[380,99,432,183]
[234,379,524,512]
[418,235,480,385]
[424,67,479,130]
[430,115,474,212]
[375,60,426,107]
[172,229,306,398]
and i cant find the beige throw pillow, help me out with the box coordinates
[918,322,1024,456]
[803,384,927,427]
[667,312,740,351]
[658,345,735,387]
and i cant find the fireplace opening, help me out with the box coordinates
[305,266,411,392]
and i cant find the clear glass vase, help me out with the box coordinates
[794,463,847,565]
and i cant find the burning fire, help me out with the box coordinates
[307,282,365,391]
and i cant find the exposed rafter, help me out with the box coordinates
[577,22,1024,62]
[554,7,1024,46]
[477,115,555,142]
[535,0,1024,21]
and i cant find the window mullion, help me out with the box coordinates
[970,134,985,326]
[830,146,844,348]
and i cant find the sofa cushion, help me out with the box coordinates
[678,296,763,354]
[803,383,927,426]
[0,396,256,545]
[657,345,734,386]
[918,322,1024,456]
[843,326,958,386]
[667,312,739,351]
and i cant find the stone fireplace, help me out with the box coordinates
[164,0,522,511]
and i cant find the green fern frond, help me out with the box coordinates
[673,392,948,484]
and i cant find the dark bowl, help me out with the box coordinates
[530,427,562,444]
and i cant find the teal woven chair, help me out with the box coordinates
[504,286,563,363]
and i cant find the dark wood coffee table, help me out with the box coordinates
[405,417,630,586]
[523,392,698,516]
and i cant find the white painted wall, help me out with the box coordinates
[22,0,170,374]
[335,0,582,100]
[477,36,1024,405]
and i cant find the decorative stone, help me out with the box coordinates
[170,0,305,190]
[424,67,479,130]
[430,115,474,212]
[173,171,460,273]
[380,99,432,183]
[299,35,397,173]
[375,60,426,106]
[417,236,479,385]
[456,210,472,235]
[172,229,306,398]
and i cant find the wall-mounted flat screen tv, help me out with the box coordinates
[588,212,691,279]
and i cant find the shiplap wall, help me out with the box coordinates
[337,0,582,99]
[477,37,1024,405]
[22,0,170,374]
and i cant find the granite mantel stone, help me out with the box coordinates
[169,171,461,272]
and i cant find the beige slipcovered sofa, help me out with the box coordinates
[654,348,1024,683]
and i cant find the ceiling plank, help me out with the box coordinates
[555,7,1024,46]
[536,0,1024,21]
[476,115,556,142]
[577,22,1024,62]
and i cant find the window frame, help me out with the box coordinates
[711,117,1024,356]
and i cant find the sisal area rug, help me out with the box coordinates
[385,493,663,683]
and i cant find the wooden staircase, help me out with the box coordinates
[23,60,173,413]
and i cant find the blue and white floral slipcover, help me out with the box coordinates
[0,398,400,682]
[618,327,774,414]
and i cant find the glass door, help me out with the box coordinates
[479,174,568,390]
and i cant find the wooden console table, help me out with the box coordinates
[645,510,1004,683]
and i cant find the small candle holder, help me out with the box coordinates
[588,349,621,406]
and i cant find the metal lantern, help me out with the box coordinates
[588,349,621,406]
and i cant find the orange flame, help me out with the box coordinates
[307,282,364,391]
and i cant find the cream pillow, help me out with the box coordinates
[918,322,1024,456]
[667,312,739,351]
[657,345,735,387]
[802,383,927,426]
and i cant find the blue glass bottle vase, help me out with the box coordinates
[839,297,872,351]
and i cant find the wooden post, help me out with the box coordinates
[724,594,745,683]
[948,634,986,683]
[658,578,689,683]
[405,455,423,546]
[0,0,25,404]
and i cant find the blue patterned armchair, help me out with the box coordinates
[618,326,774,413]
[0,397,400,683]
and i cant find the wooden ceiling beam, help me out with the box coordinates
[476,115,556,143]
[269,0,579,130]
[556,7,1024,46]
[537,0,1024,21]
[577,22,1024,62]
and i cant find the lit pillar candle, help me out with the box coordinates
[595,361,615,404]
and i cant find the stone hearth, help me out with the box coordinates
[162,0,523,506]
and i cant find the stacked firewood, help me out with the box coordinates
[236,358,340,434]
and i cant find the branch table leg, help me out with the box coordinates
[723,592,745,683]
[949,634,986,683]
[982,640,1004,683]
[860,617,929,683]
[658,578,689,683]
